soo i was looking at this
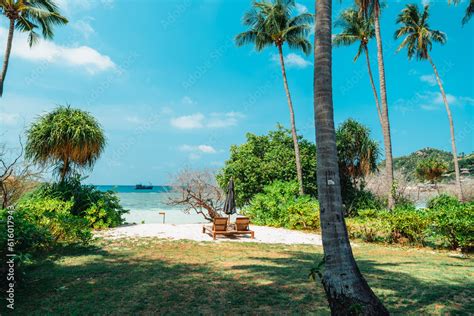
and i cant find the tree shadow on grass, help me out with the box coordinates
[6,245,473,315]
[231,251,474,315]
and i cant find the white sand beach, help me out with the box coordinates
[95,223,323,245]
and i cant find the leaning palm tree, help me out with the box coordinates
[25,106,106,183]
[333,8,383,124]
[313,0,388,314]
[449,0,473,25]
[356,0,395,209]
[235,0,313,195]
[0,0,68,97]
[395,4,463,201]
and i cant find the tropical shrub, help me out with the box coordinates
[343,189,384,217]
[217,126,318,207]
[16,197,92,244]
[427,195,474,251]
[346,210,390,242]
[244,181,320,230]
[383,206,429,245]
[28,175,127,229]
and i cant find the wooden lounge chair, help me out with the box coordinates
[202,217,255,240]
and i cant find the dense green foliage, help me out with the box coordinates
[427,195,474,250]
[217,126,317,207]
[244,181,320,230]
[25,106,106,182]
[415,158,448,184]
[27,175,128,229]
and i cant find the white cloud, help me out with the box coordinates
[181,96,195,105]
[170,112,244,129]
[272,53,312,69]
[419,74,437,86]
[170,113,205,129]
[421,0,430,6]
[72,18,95,39]
[179,144,217,154]
[394,90,470,112]
[295,3,308,14]
[0,27,115,74]
[55,0,114,13]
[459,96,474,105]
[0,112,19,126]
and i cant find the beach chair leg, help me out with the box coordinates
[202,227,205,234]
[213,232,216,240]
[251,232,254,239]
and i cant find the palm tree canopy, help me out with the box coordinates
[25,106,106,174]
[235,0,313,54]
[394,4,447,60]
[449,0,473,25]
[333,8,375,61]
[0,0,68,46]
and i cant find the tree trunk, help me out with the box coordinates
[60,158,69,183]
[364,47,383,125]
[373,9,395,209]
[313,0,389,314]
[0,18,15,97]
[278,43,304,195]
[428,54,463,200]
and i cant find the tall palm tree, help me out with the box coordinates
[313,0,388,314]
[25,106,106,183]
[333,8,382,125]
[0,0,67,97]
[395,4,464,201]
[235,0,313,195]
[356,0,395,208]
[449,0,473,25]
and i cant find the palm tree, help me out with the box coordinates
[25,106,106,183]
[235,0,313,195]
[395,4,463,201]
[333,8,383,125]
[449,0,473,25]
[0,0,67,97]
[313,0,388,314]
[356,0,395,209]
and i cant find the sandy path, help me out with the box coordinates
[95,223,322,245]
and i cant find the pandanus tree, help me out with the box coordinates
[395,4,464,201]
[235,0,313,195]
[333,8,383,124]
[356,0,395,208]
[0,0,67,97]
[313,0,388,314]
[26,106,106,183]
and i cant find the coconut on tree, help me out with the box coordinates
[356,0,395,209]
[235,0,313,195]
[0,0,68,97]
[395,3,464,201]
[313,0,388,313]
[25,106,106,183]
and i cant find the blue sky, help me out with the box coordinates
[0,0,472,185]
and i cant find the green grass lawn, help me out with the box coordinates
[6,238,474,315]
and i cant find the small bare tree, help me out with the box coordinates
[167,168,224,221]
[0,139,43,209]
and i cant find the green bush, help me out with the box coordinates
[383,206,429,245]
[17,197,92,244]
[244,181,319,230]
[346,209,390,242]
[344,189,384,217]
[28,175,128,229]
[427,195,474,251]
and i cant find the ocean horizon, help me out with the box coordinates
[96,185,206,225]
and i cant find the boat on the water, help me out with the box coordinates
[135,184,153,190]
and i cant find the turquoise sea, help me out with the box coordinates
[96,185,205,224]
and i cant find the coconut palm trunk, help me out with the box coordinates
[0,18,15,97]
[428,54,463,200]
[373,10,395,209]
[364,47,383,124]
[313,0,388,314]
[277,43,305,195]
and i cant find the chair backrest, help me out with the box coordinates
[213,217,228,231]
[235,217,250,231]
